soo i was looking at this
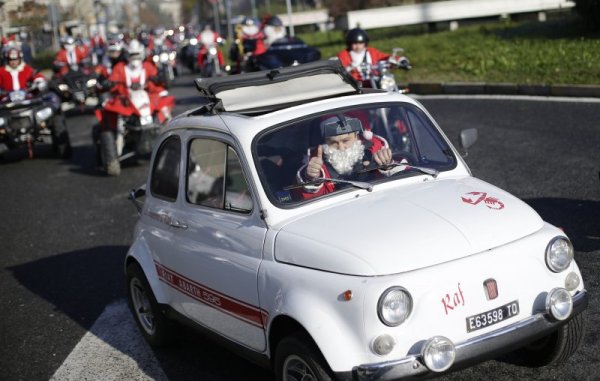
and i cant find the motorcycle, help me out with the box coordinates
[151,48,177,88]
[198,36,225,78]
[0,86,71,159]
[352,48,412,92]
[230,36,321,74]
[93,85,174,176]
[50,64,100,112]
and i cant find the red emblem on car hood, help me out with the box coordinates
[461,192,504,210]
[483,278,499,300]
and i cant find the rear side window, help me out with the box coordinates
[150,136,181,202]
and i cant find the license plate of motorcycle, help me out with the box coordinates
[466,300,519,332]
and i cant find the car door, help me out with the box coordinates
[155,131,268,351]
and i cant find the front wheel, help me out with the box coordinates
[99,130,120,176]
[126,263,172,347]
[274,334,334,381]
[511,313,585,367]
[51,114,72,159]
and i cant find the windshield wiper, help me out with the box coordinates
[284,177,373,192]
[359,162,439,178]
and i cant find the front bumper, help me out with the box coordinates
[352,289,588,381]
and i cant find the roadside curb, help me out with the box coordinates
[402,82,600,98]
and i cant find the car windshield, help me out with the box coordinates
[254,102,457,206]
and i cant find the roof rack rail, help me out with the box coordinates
[194,60,362,114]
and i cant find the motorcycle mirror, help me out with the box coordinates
[459,128,478,157]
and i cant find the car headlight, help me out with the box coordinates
[545,288,573,321]
[377,287,412,326]
[421,336,456,372]
[35,107,53,122]
[58,83,69,92]
[545,237,573,273]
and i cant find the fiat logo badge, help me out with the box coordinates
[483,278,498,300]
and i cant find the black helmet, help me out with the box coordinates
[345,28,369,49]
[265,15,283,27]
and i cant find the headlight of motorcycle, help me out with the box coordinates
[378,287,412,326]
[0,117,6,127]
[153,55,159,63]
[86,78,97,88]
[58,84,69,92]
[209,47,218,55]
[160,52,169,62]
[35,107,53,122]
[546,237,573,273]
[169,52,176,61]
[380,74,397,92]
[189,38,198,46]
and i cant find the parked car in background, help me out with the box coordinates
[125,61,587,381]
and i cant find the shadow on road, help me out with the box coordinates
[524,198,600,253]
[7,245,128,330]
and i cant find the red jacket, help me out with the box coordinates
[0,64,44,92]
[337,47,390,82]
[54,48,88,76]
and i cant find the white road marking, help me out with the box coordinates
[51,300,168,381]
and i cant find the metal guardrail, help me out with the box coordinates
[340,0,575,30]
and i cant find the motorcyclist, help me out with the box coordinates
[53,36,88,76]
[102,40,173,128]
[262,15,286,48]
[0,47,47,94]
[229,16,266,73]
[337,28,391,83]
[196,25,225,73]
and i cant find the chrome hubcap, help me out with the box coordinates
[130,278,155,334]
[283,355,316,381]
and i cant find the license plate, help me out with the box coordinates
[466,300,519,333]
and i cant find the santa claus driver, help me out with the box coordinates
[0,47,47,94]
[296,113,398,199]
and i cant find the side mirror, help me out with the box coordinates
[459,128,478,157]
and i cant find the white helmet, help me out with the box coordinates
[127,39,145,60]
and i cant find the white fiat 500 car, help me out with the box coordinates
[126,61,588,380]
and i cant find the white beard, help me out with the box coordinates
[323,140,365,175]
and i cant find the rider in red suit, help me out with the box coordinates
[197,25,225,70]
[337,28,390,83]
[99,40,174,131]
[0,47,46,92]
[53,36,88,76]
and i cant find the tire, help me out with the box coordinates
[512,313,585,367]
[91,124,102,166]
[51,114,72,159]
[274,334,334,381]
[126,262,172,347]
[100,130,120,176]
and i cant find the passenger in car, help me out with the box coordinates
[295,114,394,199]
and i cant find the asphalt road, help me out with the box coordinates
[1,73,598,381]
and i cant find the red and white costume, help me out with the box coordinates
[54,47,87,76]
[197,29,225,68]
[337,47,390,82]
[0,63,45,92]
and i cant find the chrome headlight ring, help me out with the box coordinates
[377,286,413,327]
[545,236,574,273]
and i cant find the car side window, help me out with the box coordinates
[150,136,181,202]
[187,138,252,213]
